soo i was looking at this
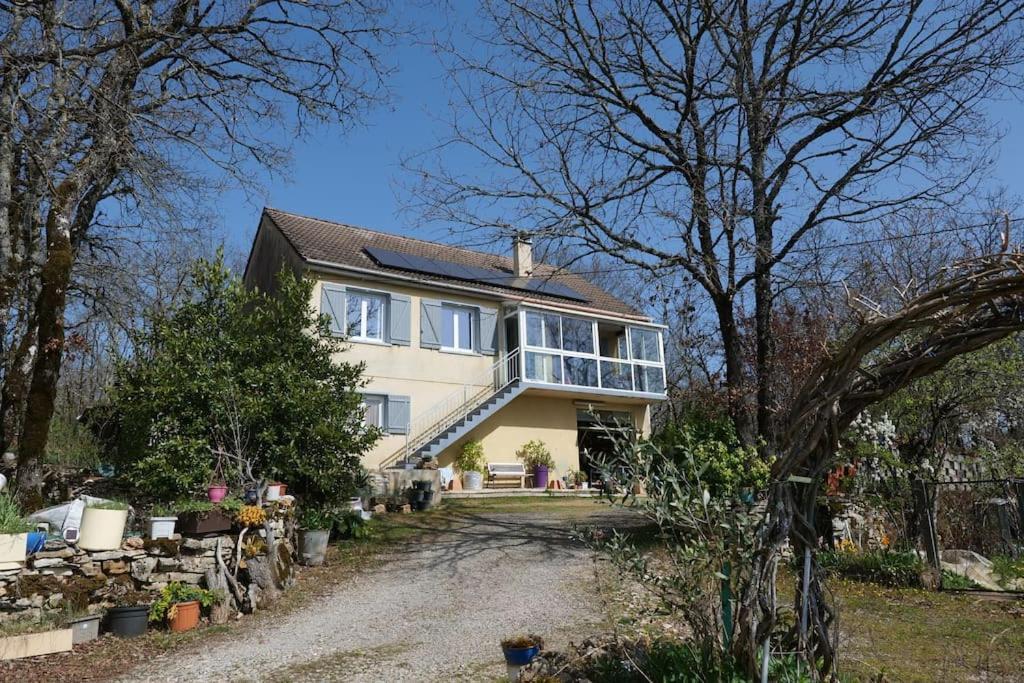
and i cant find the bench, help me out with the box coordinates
[486,463,526,488]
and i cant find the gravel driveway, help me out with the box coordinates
[122,504,632,682]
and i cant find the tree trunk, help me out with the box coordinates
[714,294,755,445]
[16,197,75,500]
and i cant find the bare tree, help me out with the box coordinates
[412,1,1024,675]
[0,1,394,497]
[415,0,1024,448]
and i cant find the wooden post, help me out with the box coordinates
[912,477,940,569]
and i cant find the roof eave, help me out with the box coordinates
[302,258,654,324]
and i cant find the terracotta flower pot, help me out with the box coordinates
[168,600,200,632]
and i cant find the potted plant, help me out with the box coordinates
[176,499,233,535]
[500,633,543,667]
[516,440,555,489]
[265,482,285,501]
[456,440,486,491]
[78,499,129,551]
[0,493,33,565]
[297,507,334,567]
[573,469,588,490]
[148,503,178,540]
[149,582,215,632]
[234,504,267,529]
[106,592,152,638]
[207,455,228,503]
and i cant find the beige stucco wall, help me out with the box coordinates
[436,392,651,479]
[311,272,506,468]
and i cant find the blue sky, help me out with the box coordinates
[214,13,1024,262]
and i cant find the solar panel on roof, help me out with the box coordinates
[363,246,588,302]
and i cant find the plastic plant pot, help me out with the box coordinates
[207,485,228,503]
[69,614,101,644]
[148,516,178,540]
[265,484,283,502]
[106,606,149,638]
[168,600,201,632]
[502,644,540,666]
[533,465,549,490]
[462,471,483,491]
[298,529,330,566]
[78,507,128,551]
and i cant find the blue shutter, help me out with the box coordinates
[477,306,498,354]
[320,285,346,336]
[420,299,442,349]
[386,395,410,434]
[388,294,411,346]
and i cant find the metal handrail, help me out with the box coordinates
[381,348,522,468]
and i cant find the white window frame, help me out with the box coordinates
[441,303,475,353]
[347,290,387,342]
[518,306,667,395]
[360,394,386,429]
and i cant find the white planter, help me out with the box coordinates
[148,516,177,540]
[0,533,27,565]
[265,484,282,501]
[581,482,590,490]
[78,507,128,551]
[462,471,483,491]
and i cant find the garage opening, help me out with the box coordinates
[577,409,635,488]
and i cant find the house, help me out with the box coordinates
[243,208,667,480]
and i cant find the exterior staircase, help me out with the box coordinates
[381,349,522,468]
[414,380,523,460]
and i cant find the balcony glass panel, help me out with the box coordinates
[525,311,561,349]
[629,327,661,362]
[633,364,666,394]
[562,316,595,354]
[601,359,634,391]
[525,351,563,384]
[564,356,598,387]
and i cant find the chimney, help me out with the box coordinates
[513,232,533,277]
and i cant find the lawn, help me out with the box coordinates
[834,579,1024,682]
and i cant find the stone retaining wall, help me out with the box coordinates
[0,514,290,623]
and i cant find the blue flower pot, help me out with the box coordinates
[502,644,540,666]
[26,531,46,554]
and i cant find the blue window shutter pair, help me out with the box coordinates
[421,299,498,354]
[321,283,411,347]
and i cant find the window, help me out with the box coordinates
[347,291,385,341]
[525,351,563,383]
[561,316,594,354]
[600,359,633,390]
[633,365,666,394]
[525,311,561,348]
[441,304,474,352]
[361,395,386,428]
[629,327,661,362]
[564,356,598,387]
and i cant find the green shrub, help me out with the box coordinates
[584,640,816,683]
[111,254,379,506]
[941,570,982,590]
[298,506,335,530]
[991,556,1024,588]
[0,494,33,534]
[455,440,486,473]
[148,582,216,622]
[516,440,554,470]
[334,510,371,540]
[817,549,922,588]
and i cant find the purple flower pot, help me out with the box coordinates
[534,465,549,489]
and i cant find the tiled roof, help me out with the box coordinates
[262,208,646,319]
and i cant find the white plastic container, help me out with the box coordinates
[78,507,128,551]
[265,484,283,501]
[0,532,27,565]
[148,516,177,540]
